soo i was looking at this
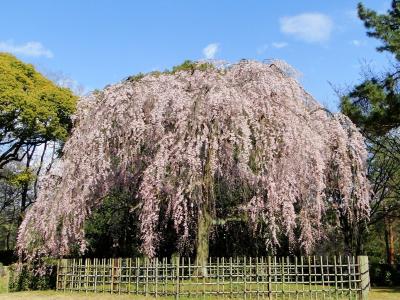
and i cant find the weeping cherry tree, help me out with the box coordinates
[17,60,370,271]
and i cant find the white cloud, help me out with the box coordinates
[0,40,53,58]
[203,43,219,59]
[280,13,333,43]
[257,42,288,55]
[272,42,288,49]
[350,39,366,47]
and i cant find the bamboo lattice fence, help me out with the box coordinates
[56,256,370,299]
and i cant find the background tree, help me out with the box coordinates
[0,53,76,171]
[0,53,77,256]
[341,0,400,266]
[84,189,141,258]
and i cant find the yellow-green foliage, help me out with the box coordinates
[126,60,214,83]
[8,169,35,187]
[0,53,77,144]
[170,60,214,73]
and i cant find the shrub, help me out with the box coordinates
[370,263,400,286]
[8,260,57,291]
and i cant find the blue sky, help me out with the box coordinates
[0,0,393,111]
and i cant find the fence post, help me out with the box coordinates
[63,259,67,292]
[84,259,89,293]
[71,258,75,291]
[358,256,369,300]
[56,259,60,291]
[111,258,114,294]
[135,257,140,295]
[244,256,247,300]
[145,258,149,296]
[267,256,271,300]
[175,256,180,300]
[155,258,158,298]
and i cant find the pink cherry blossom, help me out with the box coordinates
[17,60,370,260]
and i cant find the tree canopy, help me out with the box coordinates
[341,0,400,265]
[0,53,77,171]
[17,60,370,263]
[0,53,78,256]
[341,1,400,136]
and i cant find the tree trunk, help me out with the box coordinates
[6,230,10,250]
[195,209,212,276]
[384,216,395,265]
[194,135,215,277]
[355,226,364,256]
[340,212,355,255]
[18,146,35,225]
[19,181,28,225]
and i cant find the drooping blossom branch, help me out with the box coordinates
[17,60,370,259]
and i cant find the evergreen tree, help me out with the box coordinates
[341,1,400,136]
[341,1,400,265]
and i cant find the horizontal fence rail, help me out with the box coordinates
[56,256,370,299]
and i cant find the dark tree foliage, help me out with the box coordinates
[84,191,141,258]
[341,1,400,136]
[341,1,400,270]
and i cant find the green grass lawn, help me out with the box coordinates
[369,287,400,300]
[0,267,8,294]
[0,288,398,299]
